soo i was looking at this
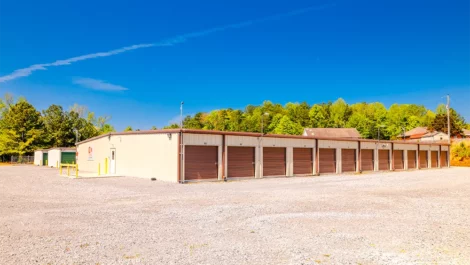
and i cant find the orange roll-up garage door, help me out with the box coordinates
[341,149,356,172]
[419,151,428,168]
[319,148,336,173]
[430,151,438,168]
[227,147,255,178]
[393,150,404,170]
[263,147,286,176]
[440,151,448,167]
[407,150,417,169]
[378,150,390,171]
[293,148,313,175]
[185,146,218,180]
[361,149,374,171]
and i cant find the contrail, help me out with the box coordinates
[0,3,335,83]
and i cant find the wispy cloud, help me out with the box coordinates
[0,4,335,83]
[73,77,128,91]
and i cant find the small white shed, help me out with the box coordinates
[34,149,48,166]
[47,148,76,168]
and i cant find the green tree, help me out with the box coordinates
[99,124,115,133]
[0,101,44,155]
[436,104,447,115]
[183,113,204,129]
[124,126,133,132]
[285,102,310,127]
[42,105,75,147]
[329,98,350,128]
[273,116,303,135]
[428,109,464,137]
[68,111,99,142]
[0,93,14,118]
[309,104,330,128]
[163,123,180,129]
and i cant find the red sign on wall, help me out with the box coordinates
[88,147,93,161]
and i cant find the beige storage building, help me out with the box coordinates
[75,129,450,183]
[34,149,49,166]
[47,148,76,168]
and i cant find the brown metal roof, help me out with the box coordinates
[75,128,449,146]
[303,128,361,138]
[404,127,429,137]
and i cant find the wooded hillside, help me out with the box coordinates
[165,98,468,139]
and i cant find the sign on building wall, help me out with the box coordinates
[88,146,93,161]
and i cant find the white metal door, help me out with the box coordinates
[110,148,116,174]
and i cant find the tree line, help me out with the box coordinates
[164,98,468,139]
[0,94,115,159]
[1,93,468,160]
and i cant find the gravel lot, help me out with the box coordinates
[1,166,469,265]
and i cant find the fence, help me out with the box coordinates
[10,156,34,164]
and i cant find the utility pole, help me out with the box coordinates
[74,128,79,144]
[261,112,269,135]
[446,95,450,144]
[180,101,184,129]
[179,101,184,183]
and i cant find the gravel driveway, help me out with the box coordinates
[1,166,469,265]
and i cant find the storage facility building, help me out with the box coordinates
[47,148,76,168]
[75,129,450,183]
[34,149,49,166]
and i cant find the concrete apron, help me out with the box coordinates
[58,171,123,179]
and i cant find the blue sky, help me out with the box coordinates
[0,0,469,131]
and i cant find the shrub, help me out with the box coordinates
[451,141,470,160]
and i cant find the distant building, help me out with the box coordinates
[420,131,450,142]
[399,127,449,142]
[302,128,361,139]
[464,129,470,138]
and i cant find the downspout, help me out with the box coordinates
[417,144,420,170]
[439,144,442,168]
[358,140,361,173]
[222,135,226,181]
[179,130,184,184]
[391,142,395,171]
[315,139,320,175]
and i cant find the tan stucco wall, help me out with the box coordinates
[77,136,110,173]
[226,135,259,146]
[419,144,432,151]
[47,149,61,168]
[441,146,449,151]
[34,151,43,166]
[361,142,375,149]
[77,133,179,182]
[394,143,418,150]
[183,133,222,146]
[318,140,358,149]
